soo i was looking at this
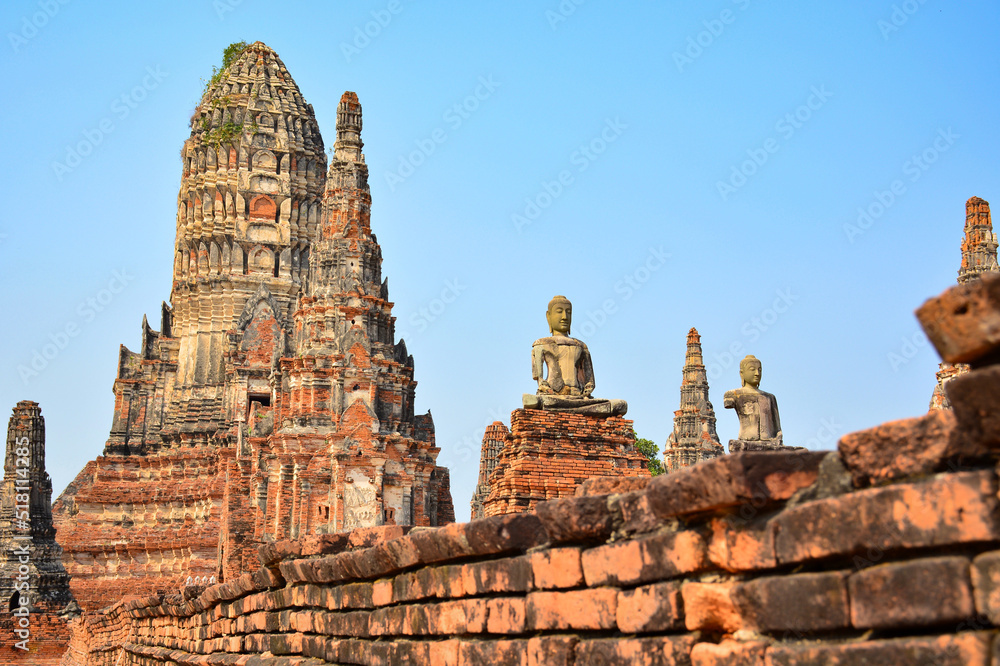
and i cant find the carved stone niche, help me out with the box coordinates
[342,470,380,530]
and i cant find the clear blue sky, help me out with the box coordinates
[2,1,998,522]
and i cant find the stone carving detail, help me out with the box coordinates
[522,295,627,417]
[343,471,379,530]
[724,355,786,453]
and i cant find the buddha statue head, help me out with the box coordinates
[546,295,572,336]
[739,355,762,389]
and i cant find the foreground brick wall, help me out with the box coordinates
[56,275,1000,664]
[58,444,1000,665]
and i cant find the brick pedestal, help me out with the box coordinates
[482,409,650,517]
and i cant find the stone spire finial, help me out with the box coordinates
[958,196,998,284]
[335,91,364,163]
[663,328,723,472]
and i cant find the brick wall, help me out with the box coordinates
[56,439,1000,665]
[54,272,1000,664]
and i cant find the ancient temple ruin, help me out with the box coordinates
[470,421,508,520]
[662,327,724,471]
[930,196,998,410]
[0,402,76,663]
[51,42,453,612]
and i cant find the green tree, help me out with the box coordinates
[633,430,664,476]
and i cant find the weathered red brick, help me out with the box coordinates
[582,529,707,587]
[576,475,652,497]
[947,365,1000,447]
[646,451,825,520]
[486,598,526,634]
[682,582,741,633]
[772,471,1000,565]
[457,639,528,665]
[971,549,1000,624]
[837,409,988,487]
[527,635,577,666]
[767,631,991,666]
[429,598,488,635]
[616,581,683,633]
[734,571,850,633]
[459,556,532,596]
[849,556,974,629]
[706,514,776,572]
[463,513,549,556]
[690,640,768,666]
[534,495,614,543]
[525,588,618,631]
[916,271,1000,365]
[575,636,696,666]
[529,547,584,590]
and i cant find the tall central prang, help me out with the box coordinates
[53,42,453,611]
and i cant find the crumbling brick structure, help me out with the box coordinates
[56,273,1000,665]
[481,410,650,517]
[51,42,453,614]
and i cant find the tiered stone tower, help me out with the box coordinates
[52,42,453,611]
[470,421,509,520]
[930,196,998,410]
[663,328,724,471]
[0,402,76,663]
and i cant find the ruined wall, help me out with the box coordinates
[56,439,1000,666]
[57,270,1000,665]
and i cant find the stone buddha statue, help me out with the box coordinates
[522,295,627,417]
[723,355,783,451]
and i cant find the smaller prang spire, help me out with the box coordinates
[470,421,509,520]
[931,197,1000,411]
[958,196,998,284]
[663,328,724,472]
[335,91,364,163]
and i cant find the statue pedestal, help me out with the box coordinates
[729,439,804,453]
[482,409,650,517]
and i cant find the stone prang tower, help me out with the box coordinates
[663,328,724,471]
[53,42,453,611]
[0,402,74,612]
[930,196,999,410]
